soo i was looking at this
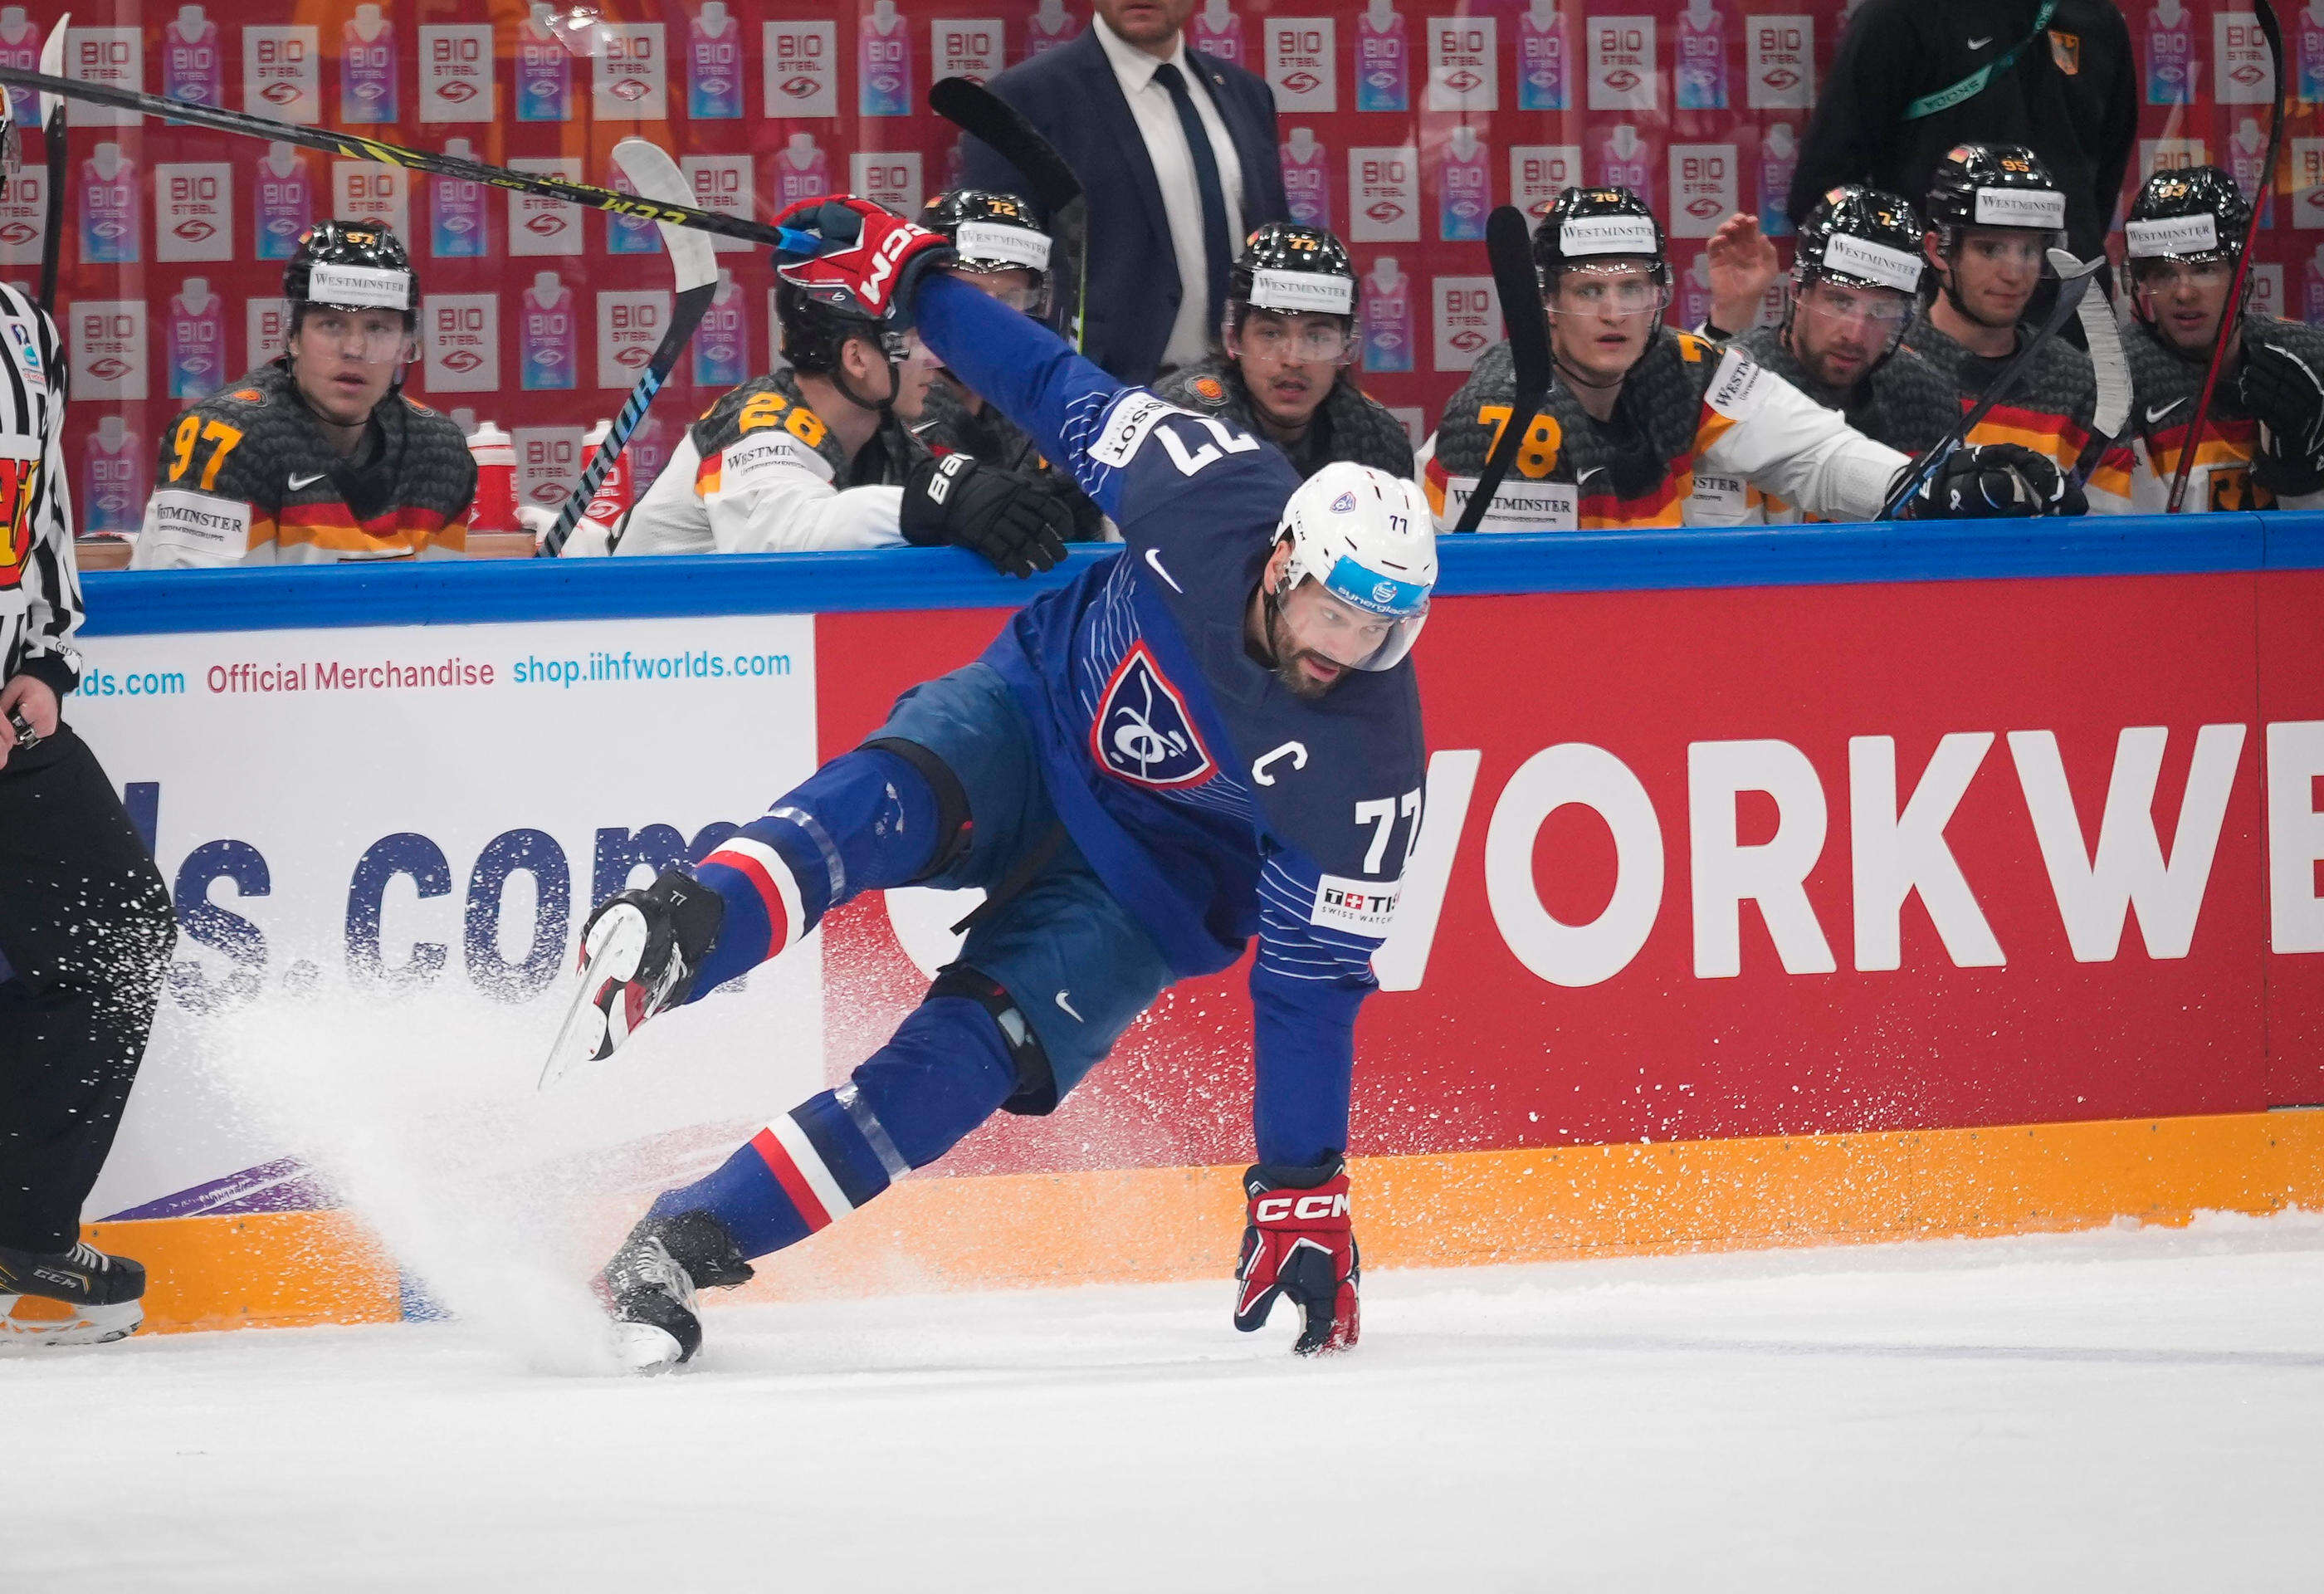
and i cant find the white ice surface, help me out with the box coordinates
[10,1213,2324,1592]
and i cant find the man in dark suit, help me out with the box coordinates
[959,0,1289,385]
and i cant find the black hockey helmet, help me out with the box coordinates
[1228,222,1359,327]
[1531,187,1669,290]
[285,219,418,329]
[2124,165,2253,332]
[1784,184,1924,370]
[2126,164,2252,270]
[1794,184,1926,296]
[919,188,1051,283]
[1922,144,2067,246]
[774,278,908,378]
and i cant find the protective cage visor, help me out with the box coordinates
[1282,550,1432,672]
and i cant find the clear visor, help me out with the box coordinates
[952,263,1051,319]
[1547,261,1672,317]
[1277,551,1431,672]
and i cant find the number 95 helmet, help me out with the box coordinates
[1271,462,1438,671]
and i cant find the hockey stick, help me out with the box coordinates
[539,139,719,558]
[0,62,784,250]
[929,76,1088,353]
[32,15,65,314]
[2167,0,2285,512]
[2051,246,2131,488]
[1874,253,2102,520]
[1452,206,1554,535]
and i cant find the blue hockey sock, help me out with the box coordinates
[647,995,1018,1260]
[687,746,950,997]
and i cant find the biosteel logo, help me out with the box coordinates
[437,79,477,103]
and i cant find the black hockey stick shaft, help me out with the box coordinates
[2167,0,2285,512]
[1874,264,2097,520]
[541,139,720,558]
[0,63,782,249]
[929,76,1088,351]
[1452,207,1553,535]
[36,103,64,313]
[33,17,66,314]
[540,282,714,556]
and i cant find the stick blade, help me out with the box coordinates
[2050,247,2130,443]
[929,76,1081,213]
[37,13,66,124]
[612,137,718,292]
[927,75,1088,350]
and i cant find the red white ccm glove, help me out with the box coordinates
[1233,1156,1360,1355]
[769,194,955,328]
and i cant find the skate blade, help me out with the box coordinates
[610,1319,686,1375]
[537,909,648,1092]
[0,1294,142,1347]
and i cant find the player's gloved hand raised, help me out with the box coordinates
[2238,337,2324,495]
[562,867,725,1069]
[1233,1155,1360,1355]
[901,452,1072,578]
[770,195,956,329]
[1897,442,2086,519]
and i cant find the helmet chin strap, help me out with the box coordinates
[829,345,899,418]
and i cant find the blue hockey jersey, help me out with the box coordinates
[915,276,1428,1164]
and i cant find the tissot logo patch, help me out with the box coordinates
[1091,641,1215,788]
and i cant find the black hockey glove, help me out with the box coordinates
[1896,443,2087,520]
[553,867,725,1075]
[2237,337,2324,496]
[901,452,1072,579]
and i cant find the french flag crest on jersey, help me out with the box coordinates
[1091,640,1215,788]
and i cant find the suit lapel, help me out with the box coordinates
[1190,53,1270,232]
[1069,30,1175,276]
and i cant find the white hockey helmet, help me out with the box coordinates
[1272,462,1438,671]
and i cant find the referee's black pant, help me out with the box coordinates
[0,723,176,1255]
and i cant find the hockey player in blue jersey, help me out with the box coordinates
[554,195,1433,1372]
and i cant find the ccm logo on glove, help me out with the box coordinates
[1253,1192,1351,1222]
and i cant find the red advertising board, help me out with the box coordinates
[819,566,2322,1178]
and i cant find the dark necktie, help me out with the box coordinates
[1151,60,1233,339]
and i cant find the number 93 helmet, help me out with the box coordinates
[1271,462,1438,671]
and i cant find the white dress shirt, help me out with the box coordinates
[1091,16,1247,371]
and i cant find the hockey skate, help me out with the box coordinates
[0,1240,146,1347]
[540,868,723,1089]
[593,1210,754,1374]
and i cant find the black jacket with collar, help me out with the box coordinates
[958,25,1290,386]
[1785,0,2136,268]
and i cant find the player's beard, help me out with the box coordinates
[1266,600,1343,701]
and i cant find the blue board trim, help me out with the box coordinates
[77,511,2323,637]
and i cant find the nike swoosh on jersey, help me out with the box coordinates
[2145,399,2186,424]
[1144,546,1183,593]
[1967,34,1994,46]
[288,470,330,490]
[1054,990,1083,1021]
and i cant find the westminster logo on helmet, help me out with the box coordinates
[1091,643,1215,789]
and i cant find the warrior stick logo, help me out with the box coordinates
[1091,642,1216,788]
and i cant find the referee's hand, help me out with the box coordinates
[0,673,58,771]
